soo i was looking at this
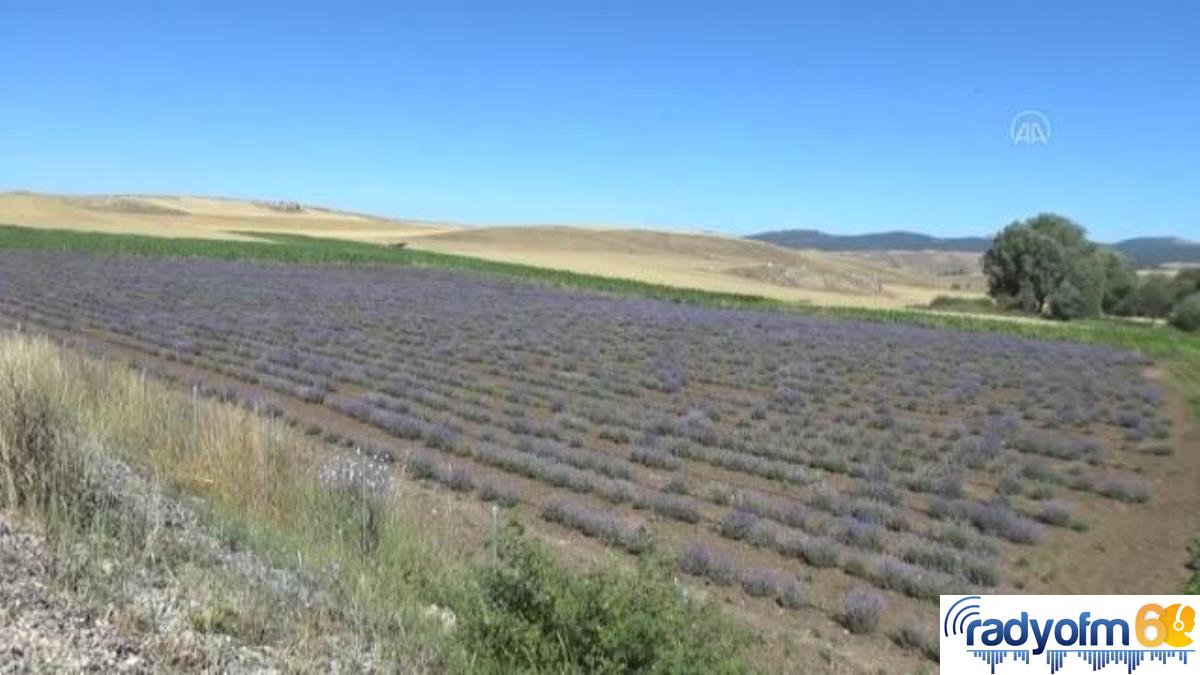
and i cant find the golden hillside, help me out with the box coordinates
[0,191,450,242]
[403,226,978,306]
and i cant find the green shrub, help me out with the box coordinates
[1170,293,1200,332]
[1137,275,1179,319]
[1186,540,1200,595]
[1177,268,1200,298]
[1049,280,1096,320]
[1100,249,1140,315]
[463,525,750,673]
[190,603,241,635]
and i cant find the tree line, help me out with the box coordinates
[983,213,1200,331]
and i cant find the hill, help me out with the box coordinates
[749,228,1200,268]
[1112,237,1200,268]
[748,229,991,253]
[403,225,977,306]
[0,191,451,242]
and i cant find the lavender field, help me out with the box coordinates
[0,251,1179,628]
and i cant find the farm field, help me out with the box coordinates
[402,225,979,307]
[1,248,1196,670]
[0,191,452,242]
[0,192,981,309]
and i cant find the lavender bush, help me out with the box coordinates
[842,587,887,634]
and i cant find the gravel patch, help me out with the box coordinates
[0,454,377,673]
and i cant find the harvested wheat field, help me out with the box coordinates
[403,225,977,307]
[1,249,1195,672]
[0,191,452,243]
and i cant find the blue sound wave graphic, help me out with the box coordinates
[971,649,1031,673]
[969,643,1195,667]
[969,648,1195,674]
[1045,649,1192,674]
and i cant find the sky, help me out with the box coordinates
[2,1,1197,241]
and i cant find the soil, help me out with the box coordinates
[10,320,1199,675]
[0,456,375,672]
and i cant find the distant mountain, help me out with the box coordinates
[748,229,991,253]
[748,229,1200,268]
[1111,237,1200,268]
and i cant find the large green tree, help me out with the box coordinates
[982,213,1138,320]
[983,213,1093,316]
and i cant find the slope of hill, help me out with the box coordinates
[402,225,975,307]
[1113,237,1200,268]
[748,229,991,252]
[748,228,1200,268]
[0,192,451,242]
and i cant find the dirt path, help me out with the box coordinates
[1014,366,1200,594]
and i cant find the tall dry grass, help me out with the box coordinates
[0,332,751,673]
[0,333,463,668]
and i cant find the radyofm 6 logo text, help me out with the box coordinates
[939,595,1198,674]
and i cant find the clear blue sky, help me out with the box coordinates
[2,1,1196,240]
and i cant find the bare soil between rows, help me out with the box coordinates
[12,320,1200,674]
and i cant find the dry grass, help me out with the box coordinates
[0,336,398,668]
[0,329,472,561]
[0,192,451,243]
[0,333,466,668]
[0,332,751,672]
[405,225,976,307]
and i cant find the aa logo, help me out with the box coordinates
[1136,603,1196,648]
[1010,110,1051,146]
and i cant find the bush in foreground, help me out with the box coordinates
[1170,293,1200,332]
[467,525,750,673]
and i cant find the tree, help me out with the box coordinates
[1173,268,1200,302]
[1137,275,1178,319]
[982,214,1098,317]
[1054,250,1105,319]
[1170,293,1200,332]
[1049,280,1089,320]
[1097,249,1140,315]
